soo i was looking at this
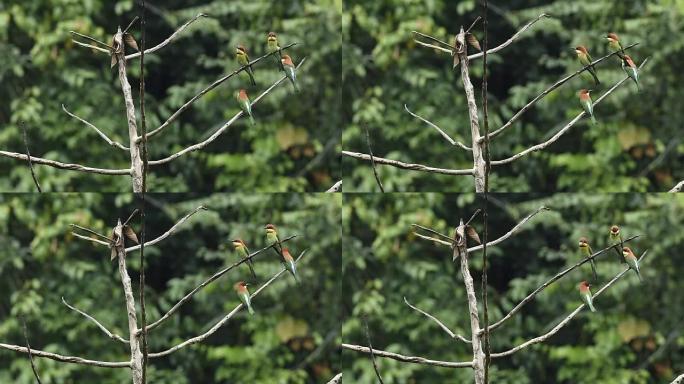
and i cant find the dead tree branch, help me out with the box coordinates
[403,297,471,343]
[490,251,649,358]
[481,235,640,335]
[670,180,684,193]
[0,342,130,368]
[491,58,649,165]
[0,150,130,175]
[22,319,43,384]
[342,151,474,175]
[61,297,129,344]
[20,122,42,192]
[62,104,129,150]
[404,104,471,150]
[364,126,385,192]
[141,235,297,334]
[341,343,473,368]
[326,180,342,192]
[147,59,307,166]
[148,250,307,358]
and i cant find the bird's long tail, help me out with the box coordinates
[248,114,255,126]
[247,260,257,280]
[589,68,600,85]
[588,299,596,312]
[590,113,597,125]
[589,258,598,282]
[247,303,255,315]
[248,67,257,86]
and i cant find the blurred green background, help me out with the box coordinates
[343,0,684,192]
[343,193,684,383]
[0,193,341,383]
[0,0,341,192]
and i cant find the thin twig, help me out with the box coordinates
[481,235,640,335]
[403,297,471,343]
[404,104,471,150]
[490,250,650,358]
[485,43,640,142]
[0,342,131,368]
[411,31,456,50]
[364,126,385,192]
[148,250,307,357]
[0,150,131,175]
[61,297,129,344]
[70,31,114,50]
[342,151,474,175]
[20,122,42,192]
[491,58,649,165]
[362,315,385,383]
[147,59,307,165]
[62,104,129,150]
[341,344,473,368]
[22,319,42,384]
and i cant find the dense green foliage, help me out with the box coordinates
[343,0,684,192]
[0,0,341,192]
[343,193,684,382]
[0,193,341,383]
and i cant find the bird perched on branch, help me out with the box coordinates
[578,237,598,282]
[281,248,300,283]
[621,55,641,92]
[578,89,597,125]
[266,32,284,70]
[265,224,284,257]
[281,55,300,92]
[234,281,254,315]
[605,33,626,59]
[578,281,596,312]
[574,45,600,85]
[622,247,642,282]
[609,225,626,263]
[236,45,257,86]
[236,89,255,126]
[232,239,257,279]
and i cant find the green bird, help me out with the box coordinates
[578,237,598,282]
[265,223,283,257]
[606,33,626,59]
[622,247,642,282]
[621,55,641,92]
[574,45,600,85]
[281,248,300,283]
[234,281,254,315]
[281,54,300,92]
[236,89,255,126]
[266,31,284,70]
[578,280,596,312]
[609,225,626,263]
[232,239,257,279]
[578,89,596,124]
[236,45,256,86]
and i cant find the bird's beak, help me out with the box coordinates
[588,89,593,93]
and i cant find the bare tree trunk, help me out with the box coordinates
[460,251,485,384]
[114,27,144,192]
[115,236,143,384]
[456,27,486,193]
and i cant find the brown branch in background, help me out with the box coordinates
[364,126,385,193]
[480,1,491,381]
[341,343,474,368]
[138,2,149,382]
[490,58,649,165]
[22,319,42,384]
[342,151,475,175]
[490,251,650,358]
[481,234,640,335]
[362,315,385,383]
[20,122,42,192]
